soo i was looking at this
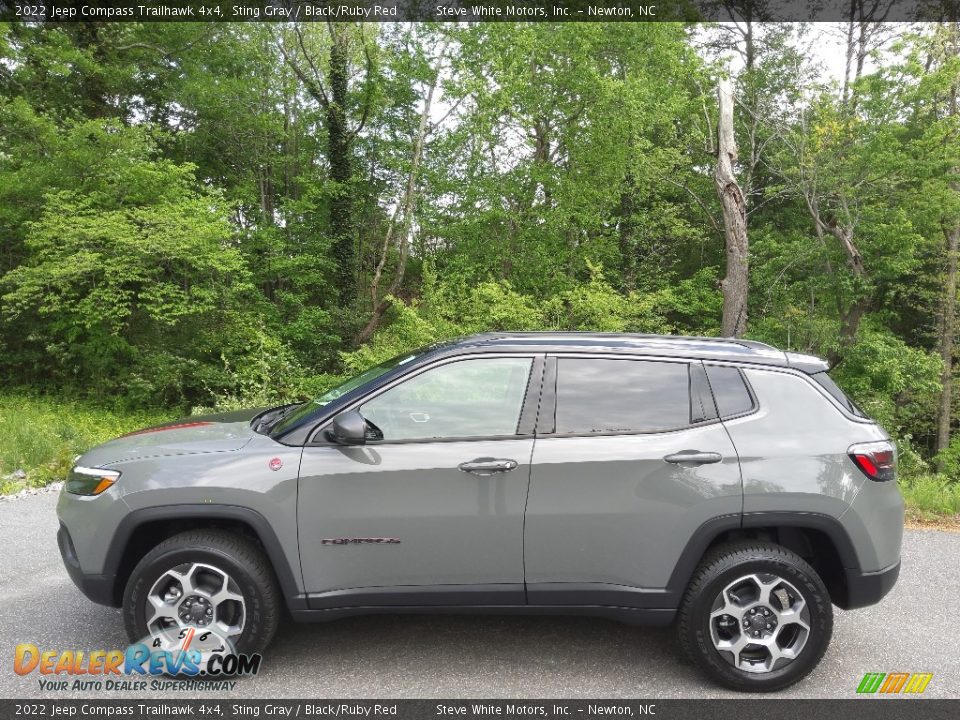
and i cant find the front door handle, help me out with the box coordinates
[458,457,519,476]
[663,451,723,465]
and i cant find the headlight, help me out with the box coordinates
[65,466,121,496]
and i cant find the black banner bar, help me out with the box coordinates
[1,0,958,23]
[0,700,958,720]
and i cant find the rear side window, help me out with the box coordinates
[554,358,691,434]
[704,365,755,418]
[811,371,865,417]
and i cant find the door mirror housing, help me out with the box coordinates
[327,410,368,445]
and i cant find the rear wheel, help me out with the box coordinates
[123,530,280,661]
[677,541,833,692]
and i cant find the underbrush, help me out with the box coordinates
[899,473,960,522]
[0,394,170,494]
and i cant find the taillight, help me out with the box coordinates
[848,441,896,481]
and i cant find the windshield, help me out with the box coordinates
[268,349,424,436]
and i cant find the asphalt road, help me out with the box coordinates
[1,490,958,699]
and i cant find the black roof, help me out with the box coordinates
[272,332,831,444]
[444,332,829,373]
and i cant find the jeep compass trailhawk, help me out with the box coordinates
[57,333,903,691]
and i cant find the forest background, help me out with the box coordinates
[2,18,960,519]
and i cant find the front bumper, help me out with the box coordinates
[57,523,118,606]
[840,558,900,610]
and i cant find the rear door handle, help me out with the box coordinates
[458,457,519,476]
[663,451,723,465]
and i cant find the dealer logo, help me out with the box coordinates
[13,626,262,690]
[856,672,933,694]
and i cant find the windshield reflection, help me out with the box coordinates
[268,350,423,436]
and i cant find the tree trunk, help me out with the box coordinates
[355,41,446,345]
[842,7,856,107]
[802,189,868,363]
[715,78,749,337]
[276,24,377,305]
[328,27,355,304]
[937,25,960,462]
[618,174,637,292]
[938,222,960,462]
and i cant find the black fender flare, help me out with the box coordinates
[741,511,860,568]
[103,504,306,611]
[664,511,861,603]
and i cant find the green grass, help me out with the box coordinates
[0,394,170,495]
[900,474,960,522]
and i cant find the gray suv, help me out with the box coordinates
[57,333,903,691]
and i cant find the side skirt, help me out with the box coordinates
[296,582,677,626]
[290,605,675,626]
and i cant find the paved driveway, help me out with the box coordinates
[1,491,957,698]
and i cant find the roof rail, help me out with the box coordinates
[476,331,779,351]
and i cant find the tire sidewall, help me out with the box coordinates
[123,544,271,656]
[686,554,832,691]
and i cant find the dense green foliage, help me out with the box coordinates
[3,21,960,502]
[0,394,167,494]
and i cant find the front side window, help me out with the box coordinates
[554,358,691,434]
[269,347,430,436]
[359,357,533,441]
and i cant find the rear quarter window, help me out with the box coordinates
[810,371,866,417]
[704,365,755,418]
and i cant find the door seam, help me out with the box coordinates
[521,352,547,605]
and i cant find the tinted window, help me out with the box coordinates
[690,363,719,423]
[270,344,437,436]
[704,365,754,418]
[811,371,865,417]
[359,357,533,440]
[555,359,691,434]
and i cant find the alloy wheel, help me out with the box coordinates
[144,561,245,656]
[708,572,811,674]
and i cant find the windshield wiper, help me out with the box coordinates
[253,403,301,434]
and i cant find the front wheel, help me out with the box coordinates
[676,541,833,692]
[123,530,280,661]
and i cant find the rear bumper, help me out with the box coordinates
[840,558,900,610]
[57,523,118,607]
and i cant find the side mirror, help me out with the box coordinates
[327,410,368,445]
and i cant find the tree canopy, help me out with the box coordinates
[2,20,960,476]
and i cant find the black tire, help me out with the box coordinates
[677,540,833,692]
[123,529,280,657]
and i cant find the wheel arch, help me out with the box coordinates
[104,505,305,611]
[667,512,860,609]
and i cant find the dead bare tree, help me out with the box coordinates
[715,78,749,337]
